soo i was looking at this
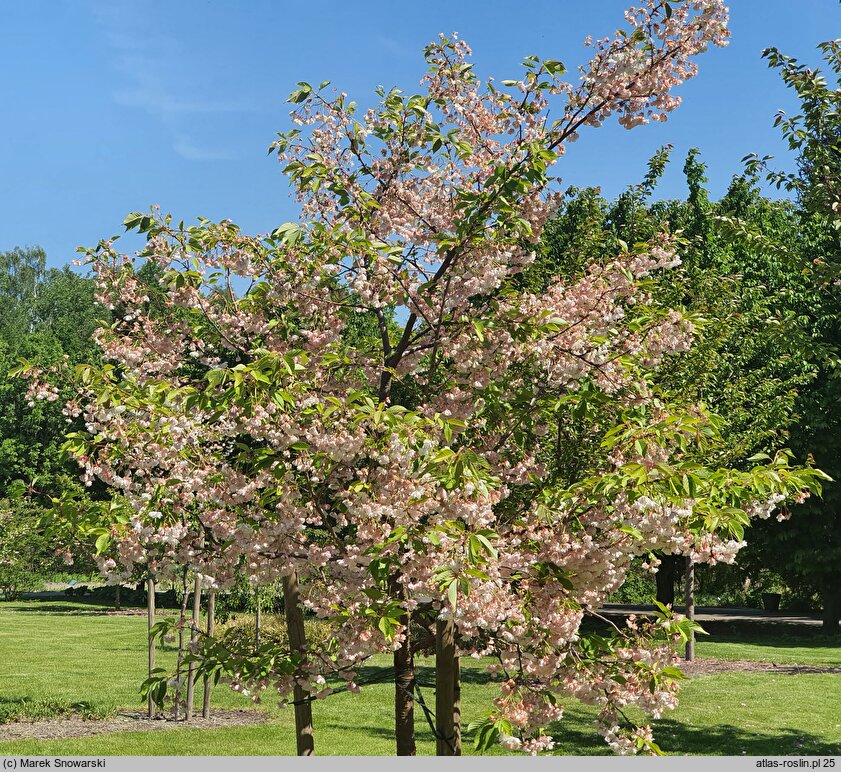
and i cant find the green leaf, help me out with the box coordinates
[474,532,498,559]
[94,533,111,555]
[6,479,27,500]
[377,615,396,642]
[618,524,644,540]
[288,83,313,104]
[122,212,145,230]
[543,59,566,76]
[448,578,458,610]
[747,452,772,462]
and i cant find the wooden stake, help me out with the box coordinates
[255,589,261,649]
[173,569,189,721]
[685,556,695,662]
[185,574,202,720]
[147,574,156,719]
[202,589,215,718]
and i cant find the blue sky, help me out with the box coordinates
[1,1,837,268]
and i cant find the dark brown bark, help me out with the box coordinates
[393,626,416,756]
[435,617,461,756]
[454,650,461,751]
[282,573,315,756]
[684,557,695,662]
[114,584,121,611]
[821,571,841,631]
[202,589,215,718]
[655,553,680,607]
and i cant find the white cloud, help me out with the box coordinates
[90,0,247,161]
[172,134,236,162]
[377,35,411,59]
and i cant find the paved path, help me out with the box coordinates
[599,603,823,627]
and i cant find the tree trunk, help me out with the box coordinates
[202,589,215,718]
[655,554,678,607]
[393,615,416,756]
[454,649,461,751]
[435,617,461,755]
[684,557,695,662]
[821,571,841,631]
[185,574,202,720]
[147,575,156,719]
[114,584,121,611]
[282,573,315,756]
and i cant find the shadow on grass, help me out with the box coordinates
[2,604,147,617]
[278,709,841,757]
[321,722,436,741]
[346,662,502,689]
[542,708,839,756]
[651,718,841,756]
[0,696,112,724]
[0,697,36,708]
[2,596,164,615]
[583,615,841,650]
[0,696,95,710]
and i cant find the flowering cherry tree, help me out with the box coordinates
[22,0,828,756]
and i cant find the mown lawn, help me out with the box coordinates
[1,599,839,756]
[698,631,841,667]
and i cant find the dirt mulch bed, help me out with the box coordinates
[0,710,269,741]
[682,658,841,676]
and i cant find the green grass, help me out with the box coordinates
[0,600,255,717]
[694,631,841,667]
[654,673,841,756]
[1,599,839,756]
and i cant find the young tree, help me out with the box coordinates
[24,0,826,755]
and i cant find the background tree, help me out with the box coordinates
[536,149,823,607]
[738,40,841,629]
[0,499,54,599]
[0,246,104,582]
[537,35,841,626]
